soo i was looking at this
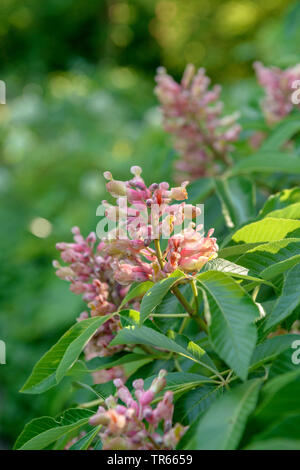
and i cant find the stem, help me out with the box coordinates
[172,285,208,333]
[178,316,188,334]
[154,238,207,333]
[154,239,165,270]
[79,398,105,409]
[151,313,189,318]
[191,278,199,313]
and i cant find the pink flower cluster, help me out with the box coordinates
[165,225,218,273]
[103,166,218,281]
[53,227,126,383]
[89,370,187,450]
[254,61,300,124]
[155,64,241,180]
[54,167,218,382]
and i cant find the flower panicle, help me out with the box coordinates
[89,370,187,450]
[155,64,241,180]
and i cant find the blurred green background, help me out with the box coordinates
[0,0,300,449]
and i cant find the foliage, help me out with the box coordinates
[1,0,300,451]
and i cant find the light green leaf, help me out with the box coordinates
[21,315,112,394]
[197,271,259,380]
[232,218,300,244]
[259,187,300,218]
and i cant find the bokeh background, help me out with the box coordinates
[0,0,300,449]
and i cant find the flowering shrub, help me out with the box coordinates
[16,62,300,451]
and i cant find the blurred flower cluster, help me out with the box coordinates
[155,64,241,181]
[54,166,218,383]
[254,61,300,125]
[89,370,187,450]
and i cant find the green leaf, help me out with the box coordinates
[14,408,93,450]
[203,257,270,285]
[248,414,300,446]
[68,425,101,450]
[118,281,153,310]
[21,315,112,394]
[237,239,300,279]
[185,177,214,204]
[139,270,186,324]
[197,271,259,380]
[214,176,255,228]
[229,151,300,176]
[259,187,300,218]
[264,264,300,331]
[69,352,152,375]
[110,326,220,376]
[232,218,300,244]
[174,385,221,426]
[184,380,261,450]
[219,242,264,260]
[250,334,300,370]
[264,202,300,220]
[244,438,300,450]
[254,369,300,424]
[260,117,300,151]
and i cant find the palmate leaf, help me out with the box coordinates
[264,264,300,331]
[14,408,93,450]
[21,315,112,394]
[214,176,256,228]
[229,151,300,176]
[183,380,261,450]
[197,271,259,380]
